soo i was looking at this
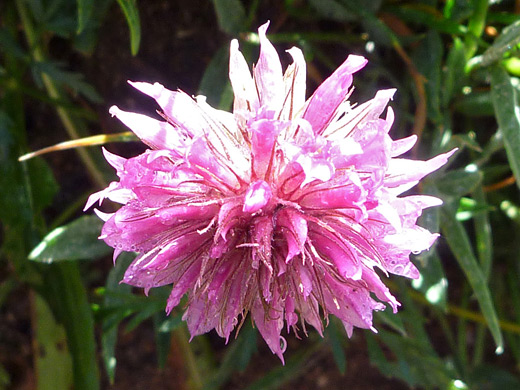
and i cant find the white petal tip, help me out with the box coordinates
[109,105,120,116]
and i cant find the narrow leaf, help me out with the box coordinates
[490,65,520,190]
[442,37,466,108]
[244,343,319,390]
[34,293,74,390]
[29,215,111,263]
[326,318,347,374]
[437,169,482,198]
[115,0,141,55]
[441,207,504,353]
[101,253,134,383]
[19,132,136,162]
[482,20,520,67]
[211,0,246,34]
[43,263,100,390]
[76,0,93,33]
[204,323,257,390]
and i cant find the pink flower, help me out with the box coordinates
[86,22,455,362]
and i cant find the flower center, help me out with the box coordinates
[242,180,273,213]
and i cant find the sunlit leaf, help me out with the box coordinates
[18,132,136,162]
[482,20,520,67]
[441,207,504,353]
[29,215,111,263]
[34,294,74,390]
[490,65,520,190]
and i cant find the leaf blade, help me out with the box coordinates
[441,207,503,352]
[490,65,520,190]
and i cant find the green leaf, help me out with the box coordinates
[482,20,520,67]
[0,27,27,59]
[375,305,407,335]
[204,322,257,390]
[387,5,467,35]
[456,197,494,222]
[211,0,246,35]
[153,312,173,369]
[443,37,467,108]
[198,46,233,109]
[101,252,134,383]
[441,207,504,353]
[469,364,520,389]
[29,215,111,263]
[369,329,454,388]
[42,263,100,390]
[326,318,347,374]
[453,91,494,117]
[472,186,493,278]
[244,343,319,390]
[76,0,93,33]
[412,251,448,309]
[437,169,482,198]
[34,293,74,390]
[490,65,520,190]
[0,362,9,389]
[115,0,141,55]
[307,0,356,22]
[73,0,114,54]
[414,30,443,123]
[31,61,102,103]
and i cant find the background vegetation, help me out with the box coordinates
[2,0,520,389]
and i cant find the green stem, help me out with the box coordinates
[15,0,107,189]
[464,0,489,59]
[175,325,204,390]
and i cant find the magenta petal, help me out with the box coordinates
[390,135,417,157]
[187,136,241,190]
[128,82,205,138]
[251,215,274,270]
[102,147,126,173]
[303,55,368,134]
[276,208,307,263]
[250,118,285,178]
[252,297,286,363]
[386,149,457,188]
[88,24,457,362]
[311,228,362,280]
[229,39,259,116]
[109,105,185,152]
[243,180,272,213]
[254,22,284,109]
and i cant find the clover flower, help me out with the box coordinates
[86,22,455,361]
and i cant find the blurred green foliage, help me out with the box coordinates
[2,0,520,389]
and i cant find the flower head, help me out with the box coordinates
[86,22,455,362]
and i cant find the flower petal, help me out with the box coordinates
[303,55,368,134]
[109,105,185,152]
[254,22,284,109]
